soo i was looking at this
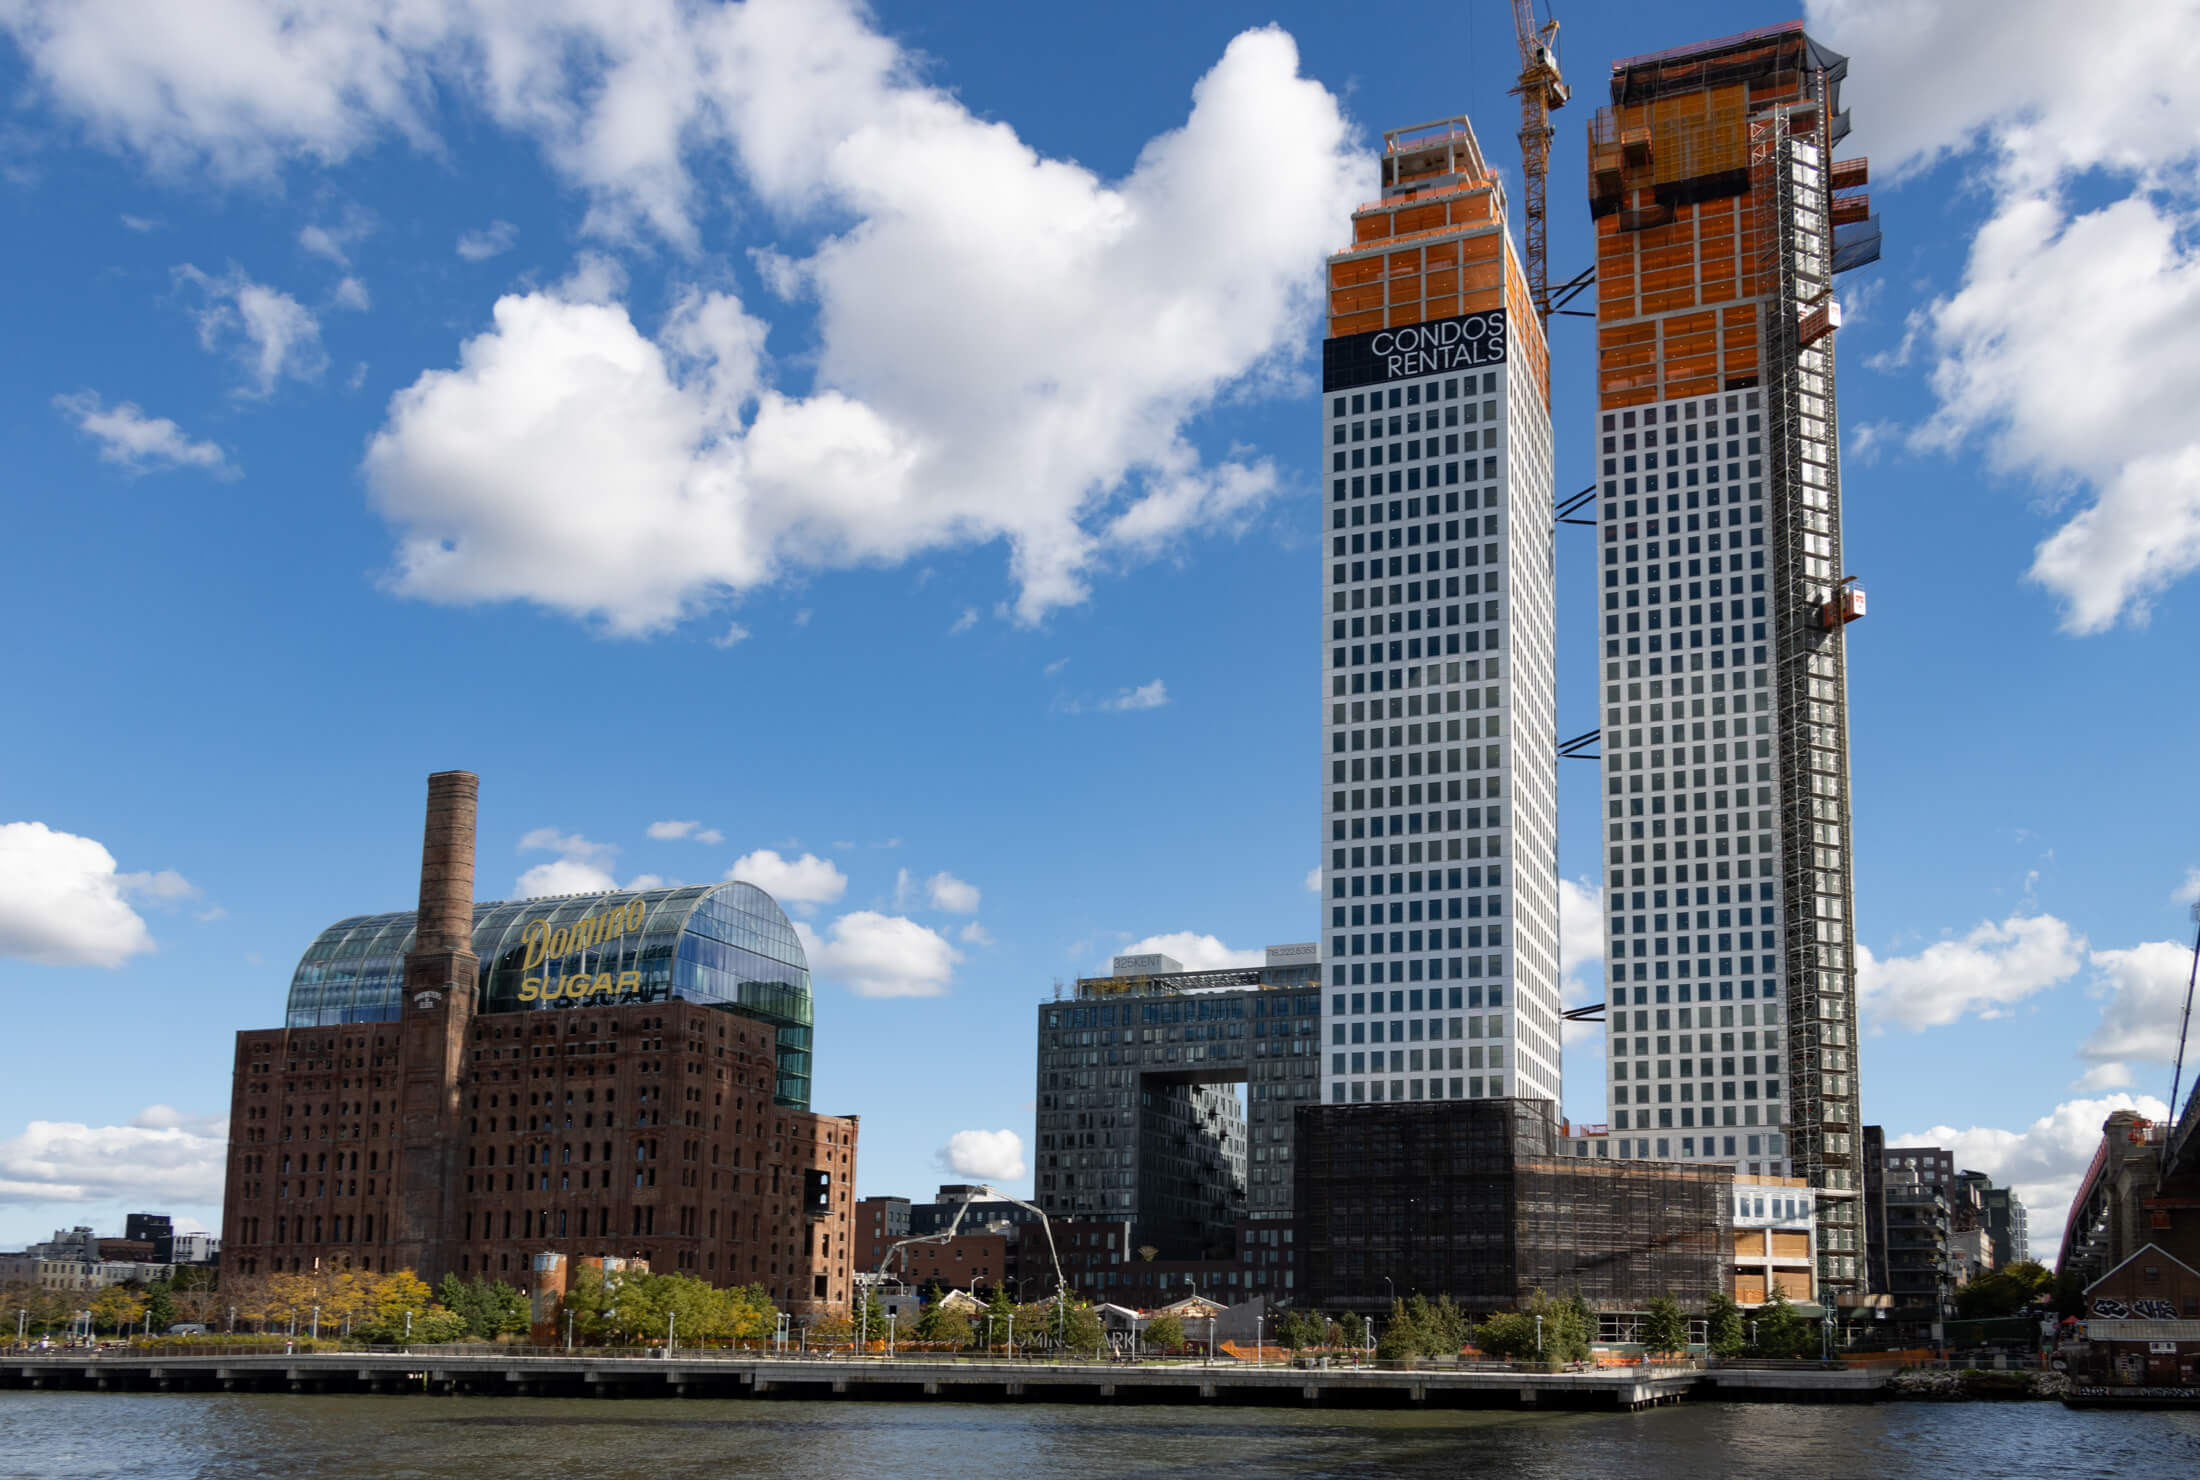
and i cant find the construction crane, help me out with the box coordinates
[1511,0,1571,323]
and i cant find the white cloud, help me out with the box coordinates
[1855,913,2084,1030]
[797,910,959,998]
[174,263,325,397]
[297,218,371,268]
[52,391,231,476]
[949,607,977,634]
[1116,931,1261,972]
[712,621,752,648]
[935,1128,1024,1183]
[1043,657,1068,675]
[333,274,370,311]
[0,1106,228,1207]
[513,826,624,897]
[2079,939,2197,1066]
[323,20,1356,634]
[1102,679,1169,712]
[1896,1093,2168,1266]
[2175,868,2200,906]
[1304,867,1320,894]
[1808,0,2200,633]
[958,920,993,947]
[926,871,979,914]
[646,819,723,844]
[457,220,519,261]
[5,5,1365,632]
[727,848,846,910]
[1556,874,1605,1044]
[0,821,190,967]
[2073,1062,2134,1092]
[118,213,160,232]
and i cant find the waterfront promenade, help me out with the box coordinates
[1,1349,1883,1410]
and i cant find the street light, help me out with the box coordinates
[565,1309,574,1351]
[1535,1314,1543,1356]
[886,1313,896,1361]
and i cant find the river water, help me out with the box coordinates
[2,1392,2196,1480]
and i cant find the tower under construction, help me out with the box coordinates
[1586,21,1880,1308]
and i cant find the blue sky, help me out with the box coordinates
[1,0,2195,1262]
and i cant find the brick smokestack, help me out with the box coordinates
[393,769,481,1281]
[414,770,478,954]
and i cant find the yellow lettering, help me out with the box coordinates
[625,900,646,933]
[588,972,616,999]
[519,977,542,1003]
[616,970,640,997]
[547,926,570,959]
[521,919,549,970]
[541,975,565,1001]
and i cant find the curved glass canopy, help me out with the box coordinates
[283,882,813,1108]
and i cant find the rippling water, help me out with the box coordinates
[3,1392,2198,1480]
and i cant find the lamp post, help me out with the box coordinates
[1534,1314,1543,1356]
[403,1309,412,1350]
[565,1309,574,1351]
[227,1305,236,1335]
[311,1305,320,1342]
[1006,1311,1014,1361]
[886,1312,896,1361]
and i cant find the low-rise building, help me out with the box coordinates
[2072,1243,2200,1389]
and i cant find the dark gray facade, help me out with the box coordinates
[1033,965,1324,1258]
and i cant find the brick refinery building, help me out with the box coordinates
[220,772,859,1314]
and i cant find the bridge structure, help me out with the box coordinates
[1,1349,1884,1409]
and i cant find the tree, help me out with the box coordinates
[1275,1308,1325,1352]
[1376,1300,1424,1363]
[1474,1311,1539,1360]
[1705,1292,1745,1357]
[852,1293,887,1345]
[1335,1311,1367,1351]
[142,1280,178,1334]
[1955,1260,2055,1320]
[91,1285,147,1335]
[1056,1301,1105,1357]
[914,1301,972,1348]
[1144,1315,1186,1354]
[1752,1288,1810,1359]
[1415,1295,1471,1358]
[1639,1297,1691,1357]
[1508,1289,1591,1367]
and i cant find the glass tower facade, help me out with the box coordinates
[1317,116,1563,1111]
[284,881,814,1108]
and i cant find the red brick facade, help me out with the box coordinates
[222,992,857,1312]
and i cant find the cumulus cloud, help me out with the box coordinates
[0,821,194,967]
[52,391,231,476]
[513,826,627,897]
[1856,913,2084,1030]
[958,920,993,947]
[174,263,325,396]
[1304,866,1320,894]
[646,819,723,844]
[0,1106,227,1206]
[797,910,959,998]
[2073,1062,2134,1092]
[925,871,979,914]
[4,4,1367,634]
[2079,939,2197,1066]
[949,607,977,634]
[2175,868,2200,906]
[935,1128,1025,1183]
[1809,0,2200,632]
[1896,1093,2168,1265]
[727,848,846,910]
[457,220,518,261]
[1116,931,1261,972]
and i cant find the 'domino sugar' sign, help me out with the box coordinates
[1323,310,1507,392]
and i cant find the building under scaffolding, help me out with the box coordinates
[1294,1098,1731,1313]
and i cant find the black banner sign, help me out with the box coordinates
[1323,309,1507,393]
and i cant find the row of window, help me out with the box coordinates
[1332,373,1501,419]
[1334,430,1498,472]
[1331,958,1498,986]
[1335,1046,1503,1076]
[1328,1075,1502,1103]
[1333,396,1498,443]
[1330,863,1500,898]
[1334,1013,1503,1044]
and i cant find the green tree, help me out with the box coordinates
[1751,1288,1810,1358]
[1415,1295,1471,1358]
[1275,1308,1325,1352]
[1474,1310,1540,1360]
[914,1302,972,1348]
[1639,1297,1691,1356]
[1516,1288,1592,1366]
[1376,1299,1424,1362]
[142,1280,178,1333]
[436,1274,530,1341]
[1334,1311,1367,1351]
[1955,1260,2055,1320]
[1705,1292,1745,1357]
[1143,1315,1186,1354]
[1057,1300,1105,1357]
